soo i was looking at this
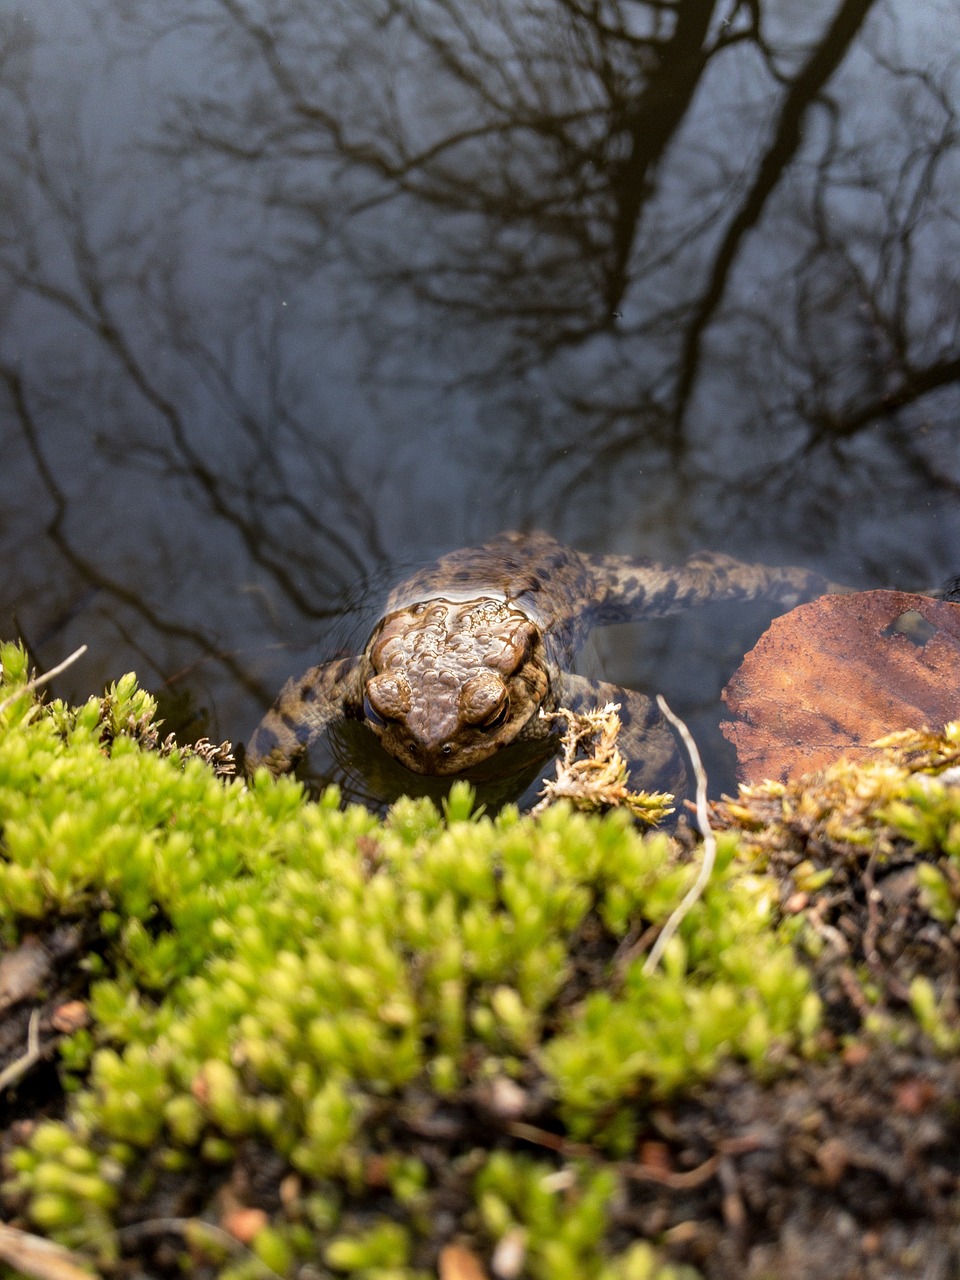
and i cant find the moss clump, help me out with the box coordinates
[0,641,839,1277]
[716,724,960,1051]
[474,1153,698,1279]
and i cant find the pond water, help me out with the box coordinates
[1,0,958,806]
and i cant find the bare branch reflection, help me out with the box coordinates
[120,0,960,499]
[3,366,271,703]
[0,11,388,724]
[1,0,958,761]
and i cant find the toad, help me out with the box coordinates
[245,531,833,793]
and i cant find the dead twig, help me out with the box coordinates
[620,1152,721,1190]
[0,1222,100,1280]
[504,1120,595,1159]
[115,1218,285,1280]
[0,1009,45,1093]
[862,858,883,972]
[506,1122,771,1193]
[806,896,850,956]
[0,645,88,715]
[642,697,716,976]
[613,920,663,981]
[837,965,872,1018]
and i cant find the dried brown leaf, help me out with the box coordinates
[721,591,960,783]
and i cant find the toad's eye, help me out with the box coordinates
[365,673,411,725]
[363,695,387,728]
[459,671,508,727]
[483,701,509,730]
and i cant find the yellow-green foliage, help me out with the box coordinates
[719,726,960,1051]
[476,1154,698,1280]
[0,642,814,1277]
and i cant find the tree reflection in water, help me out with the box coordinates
[0,0,957,794]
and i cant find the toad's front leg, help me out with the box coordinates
[245,655,364,776]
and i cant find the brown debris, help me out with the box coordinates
[532,702,674,823]
[0,938,52,1013]
[439,1243,490,1280]
[50,1000,90,1034]
[96,693,236,778]
[893,1077,937,1116]
[220,1207,268,1245]
[636,1140,674,1176]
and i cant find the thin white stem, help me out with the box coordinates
[0,1221,103,1280]
[643,695,716,976]
[0,1009,43,1092]
[0,645,88,715]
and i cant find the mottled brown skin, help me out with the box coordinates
[246,531,832,791]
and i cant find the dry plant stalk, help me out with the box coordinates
[0,1010,42,1094]
[0,645,88,716]
[531,702,674,825]
[642,695,716,975]
[0,1222,102,1280]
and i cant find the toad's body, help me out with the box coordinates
[246,531,830,789]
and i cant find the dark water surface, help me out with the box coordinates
[2,0,958,803]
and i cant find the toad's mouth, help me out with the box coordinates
[371,699,545,777]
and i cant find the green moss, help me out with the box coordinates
[0,641,882,1277]
[716,725,960,1047]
